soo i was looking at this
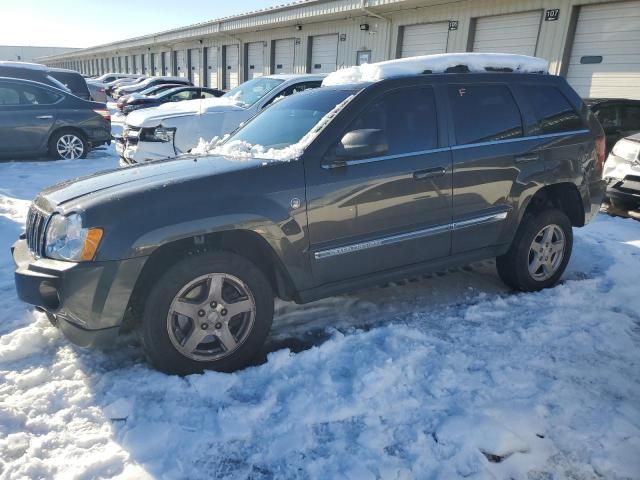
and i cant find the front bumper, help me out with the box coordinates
[116,136,175,165]
[12,239,147,347]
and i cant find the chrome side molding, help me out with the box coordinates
[313,210,509,260]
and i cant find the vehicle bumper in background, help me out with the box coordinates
[606,177,640,208]
[117,138,175,165]
[12,239,147,347]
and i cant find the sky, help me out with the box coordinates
[0,0,289,48]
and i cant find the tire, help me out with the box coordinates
[140,252,274,375]
[496,209,573,292]
[48,130,89,160]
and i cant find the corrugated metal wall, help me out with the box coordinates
[41,0,633,95]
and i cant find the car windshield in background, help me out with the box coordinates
[225,88,355,151]
[222,77,284,107]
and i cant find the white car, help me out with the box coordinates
[117,74,325,165]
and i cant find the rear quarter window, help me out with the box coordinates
[49,72,88,94]
[526,85,584,135]
[448,84,523,145]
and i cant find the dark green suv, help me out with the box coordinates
[13,62,606,374]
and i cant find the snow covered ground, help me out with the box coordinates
[0,145,639,479]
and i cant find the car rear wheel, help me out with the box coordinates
[49,130,89,160]
[496,209,573,292]
[140,252,274,375]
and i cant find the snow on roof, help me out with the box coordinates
[322,53,549,86]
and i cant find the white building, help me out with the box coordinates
[37,0,640,99]
[0,45,79,62]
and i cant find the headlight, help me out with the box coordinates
[45,213,103,262]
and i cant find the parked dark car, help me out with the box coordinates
[117,86,224,114]
[586,98,640,155]
[0,62,90,100]
[603,133,640,210]
[13,68,605,374]
[112,76,191,99]
[115,83,185,107]
[0,77,110,160]
[47,67,91,100]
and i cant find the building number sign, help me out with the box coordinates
[545,9,560,21]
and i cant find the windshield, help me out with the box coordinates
[224,88,355,152]
[222,77,284,107]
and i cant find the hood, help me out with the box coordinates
[38,155,264,209]
[125,96,245,128]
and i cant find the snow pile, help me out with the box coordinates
[192,94,355,161]
[0,145,640,478]
[322,53,549,86]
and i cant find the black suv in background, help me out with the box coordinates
[13,67,605,374]
[0,77,110,159]
[586,98,640,155]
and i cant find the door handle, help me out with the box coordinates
[515,153,539,163]
[36,115,53,119]
[413,167,446,180]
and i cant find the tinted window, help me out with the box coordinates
[527,85,583,134]
[621,105,640,131]
[263,81,322,107]
[449,84,523,145]
[48,71,87,94]
[169,90,198,101]
[344,87,438,156]
[594,105,620,130]
[22,85,62,105]
[0,85,20,105]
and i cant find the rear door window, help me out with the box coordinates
[20,85,62,105]
[448,84,523,145]
[526,85,584,134]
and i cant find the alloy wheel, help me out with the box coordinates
[56,134,84,159]
[528,224,565,281]
[166,273,256,362]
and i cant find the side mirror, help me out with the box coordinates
[326,129,388,168]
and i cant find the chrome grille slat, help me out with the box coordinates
[25,206,49,257]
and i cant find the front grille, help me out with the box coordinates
[25,206,49,257]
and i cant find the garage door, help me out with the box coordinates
[310,34,338,73]
[472,11,542,56]
[273,38,295,74]
[206,47,218,88]
[176,50,187,78]
[400,22,449,57]
[189,48,201,86]
[566,1,640,99]
[161,52,170,76]
[224,44,239,89]
[246,42,265,80]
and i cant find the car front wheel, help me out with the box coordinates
[496,209,573,292]
[140,252,274,375]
